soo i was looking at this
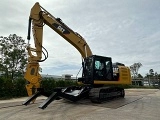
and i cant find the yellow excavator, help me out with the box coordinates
[23,2,131,109]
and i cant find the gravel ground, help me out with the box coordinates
[0,89,160,120]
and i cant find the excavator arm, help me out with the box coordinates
[24,2,92,96]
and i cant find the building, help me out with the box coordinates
[41,74,76,80]
[132,77,160,87]
[132,78,143,86]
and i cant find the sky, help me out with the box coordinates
[0,0,160,77]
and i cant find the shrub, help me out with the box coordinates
[0,77,27,99]
[41,78,77,93]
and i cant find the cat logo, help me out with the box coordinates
[57,25,65,33]
[52,23,70,34]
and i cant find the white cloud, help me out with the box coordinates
[0,0,160,77]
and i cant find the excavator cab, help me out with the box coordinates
[78,55,114,85]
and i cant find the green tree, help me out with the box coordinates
[149,69,154,76]
[130,62,142,78]
[144,73,149,78]
[0,34,27,79]
[137,73,143,78]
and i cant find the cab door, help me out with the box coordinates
[93,56,113,81]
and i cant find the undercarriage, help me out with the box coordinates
[23,86,125,109]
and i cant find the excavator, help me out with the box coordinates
[23,2,131,109]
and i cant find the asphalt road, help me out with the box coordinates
[0,89,160,120]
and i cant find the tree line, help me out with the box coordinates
[129,62,160,79]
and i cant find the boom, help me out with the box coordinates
[25,2,92,96]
